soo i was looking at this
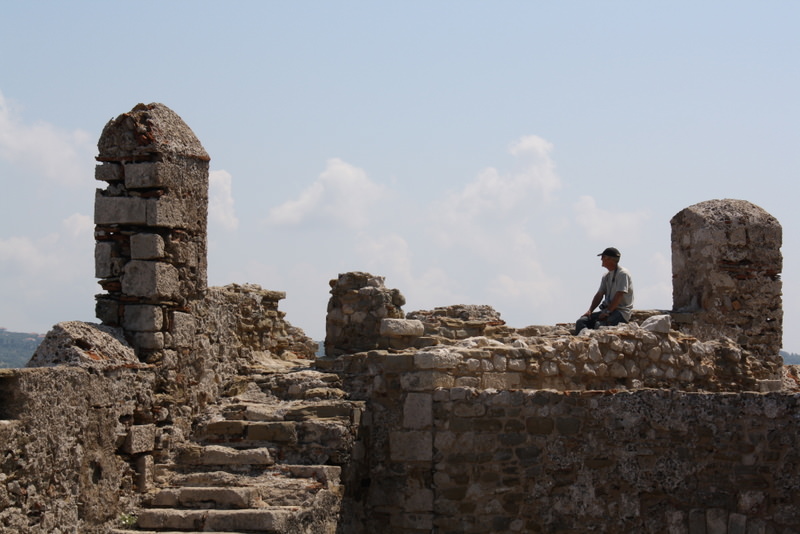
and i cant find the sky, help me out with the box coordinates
[1,1,798,351]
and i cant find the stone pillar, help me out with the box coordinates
[670,199,782,371]
[325,272,406,356]
[94,103,209,362]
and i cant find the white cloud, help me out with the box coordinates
[0,91,94,187]
[480,225,560,319]
[62,213,93,239]
[266,158,385,229]
[352,232,467,312]
[508,134,560,200]
[209,169,239,231]
[572,195,649,244]
[355,232,413,277]
[433,134,561,234]
[635,251,673,309]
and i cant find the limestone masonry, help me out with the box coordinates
[0,103,796,534]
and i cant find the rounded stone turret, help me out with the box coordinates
[670,199,782,371]
[94,103,209,362]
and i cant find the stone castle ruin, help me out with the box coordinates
[0,103,797,533]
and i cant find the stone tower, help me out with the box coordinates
[93,103,209,362]
[670,199,782,370]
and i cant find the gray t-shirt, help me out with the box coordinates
[598,265,634,320]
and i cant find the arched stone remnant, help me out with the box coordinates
[671,199,782,370]
[93,103,209,360]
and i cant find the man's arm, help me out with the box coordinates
[599,291,625,318]
[584,291,604,318]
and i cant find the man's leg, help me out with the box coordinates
[575,312,600,334]
[598,310,627,327]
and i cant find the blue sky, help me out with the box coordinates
[1,1,798,351]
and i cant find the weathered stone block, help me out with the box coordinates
[94,241,114,278]
[95,195,147,225]
[455,376,480,388]
[389,431,432,462]
[482,372,521,389]
[381,318,424,337]
[124,162,162,189]
[401,371,454,391]
[403,393,432,429]
[131,331,164,350]
[123,305,163,332]
[526,416,554,435]
[405,488,434,513]
[136,454,154,493]
[246,422,297,443]
[414,350,461,369]
[95,162,123,182]
[131,233,165,260]
[124,424,156,454]
[146,197,188,228]
[204,421,246,438]
[170,312,196,349]
[95,297,120,326]
[121,261,179,299]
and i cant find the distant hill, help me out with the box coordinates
[781,350,800,365]
[0,328,44,368]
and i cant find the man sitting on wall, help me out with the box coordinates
[575,247,634,334]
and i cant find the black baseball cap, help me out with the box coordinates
[598,247,621,258]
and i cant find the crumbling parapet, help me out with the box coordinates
[93,103,209,362]
[324,272,406,356]
[407,304,508,340]
[670,199,782,372]
[320,321,780,396]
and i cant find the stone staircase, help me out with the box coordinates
[111,365,363,534]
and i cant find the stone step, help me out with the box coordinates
[175,444,274,467]
[161,465,341,488]
[147,466,342,510]
[201,418,355,443]
[134,506,316,532]
[215,399,361,423]
[283,401,358,421]
[194,419,357,466]
[201,420,298,442]
[148,486,261,509]
[251,370,344,400]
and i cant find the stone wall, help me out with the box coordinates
[362,386,800,533]
[317,340,800,533]
[1,282,317,532]
[0,367,158,533]
[671,199,782,371]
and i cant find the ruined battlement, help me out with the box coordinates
[0,103,794,534]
